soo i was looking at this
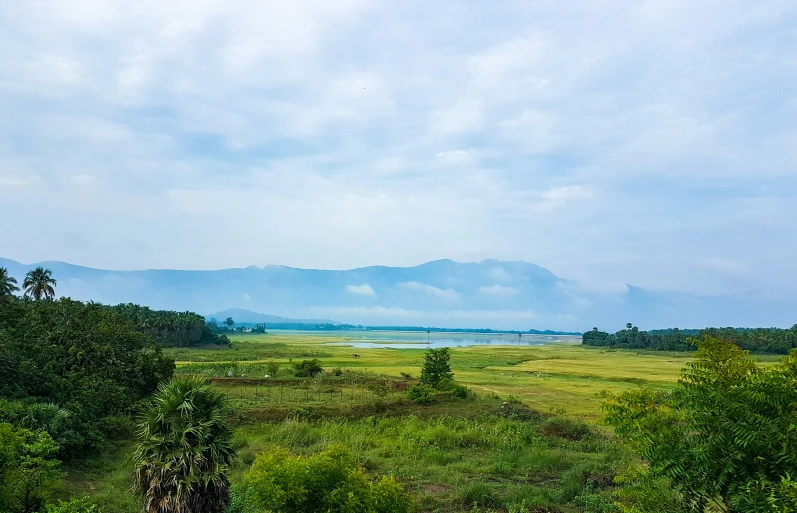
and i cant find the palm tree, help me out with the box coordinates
[22,267,57,301]
[0,267,20,303]
[133,376,234,513]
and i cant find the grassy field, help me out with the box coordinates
[55,332,783,512]
[172,332,704,421]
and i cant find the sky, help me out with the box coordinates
[1,0,796,302]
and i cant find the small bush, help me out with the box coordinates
[265,361,280,378]
[368,382,392,398]
[96,414,134,440]
[240,444,413,513]
[293,359,323,378]
[45,497,101,513]
[499,402,543,421]
[540,417,591,441]
[407,384,434,405]
[449,382,469,399]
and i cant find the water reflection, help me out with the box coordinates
[309,330,580,349]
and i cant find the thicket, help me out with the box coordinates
[109,303,229,347]
[0,423,62,513]
[293,359,324,377]
[232,444,413,513]
[583,323,797,354]
[604,336,797,511]
[0,298,175,458]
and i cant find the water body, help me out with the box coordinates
[270,330,580,349]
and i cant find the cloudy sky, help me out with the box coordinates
[1,0,795,301]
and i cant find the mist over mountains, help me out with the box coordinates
[1,257,792,331]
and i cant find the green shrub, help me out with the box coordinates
[407,384,434,405]
[540,417,591,441]
[96,414,134,440]
[240,444,412,513]
[0,423,63,513]
[449,382,469,399]
[293,359,323,377]
[265,361,280,378]
[45,497,102,513]
[437,377,469,397]
[367,381,391,398]
[420,348,453,388]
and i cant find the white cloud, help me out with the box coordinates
[346,284,377,296]
[535,186,593,212]
[0,0,795,304]
[696,257,747,276]
[486,267,511,282]
[399,281,460,301]
[306,306,538,325]
[478,285,518,297]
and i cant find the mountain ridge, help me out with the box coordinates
[205,308,337,325]
[1,257,792,331]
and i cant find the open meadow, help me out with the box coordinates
[52,331,785,512]
[170,331,742,420]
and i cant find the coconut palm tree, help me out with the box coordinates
[133,376,234,513]
[22,267,57,301]
[0,267,20,303]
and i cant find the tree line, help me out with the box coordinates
[1,266,229,348]
[110,303,229,347]
[583,323,797,354]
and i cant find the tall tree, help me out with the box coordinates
[420,347,454,388]
[22,267,56,301]
[0,267,20,304]
[225,317,234,328]
[133,376,234,513]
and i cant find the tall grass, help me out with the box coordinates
[232,412,628,512]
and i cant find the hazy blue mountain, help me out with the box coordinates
[206,308,336,325]
[0,257,791,331]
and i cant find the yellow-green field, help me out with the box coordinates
[58,332,785,512]
[168,331,783,421]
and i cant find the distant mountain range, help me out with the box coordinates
[1,257,792,331]
[205,308,337,325]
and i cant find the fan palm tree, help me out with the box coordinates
[22,267,57,301]
[133,376,234,513]
[0,267,20,303]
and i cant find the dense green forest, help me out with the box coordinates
[0,298,175,457]
[583,323,797,354]
[111,303,230,347]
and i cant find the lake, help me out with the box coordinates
[269,329,581,349]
